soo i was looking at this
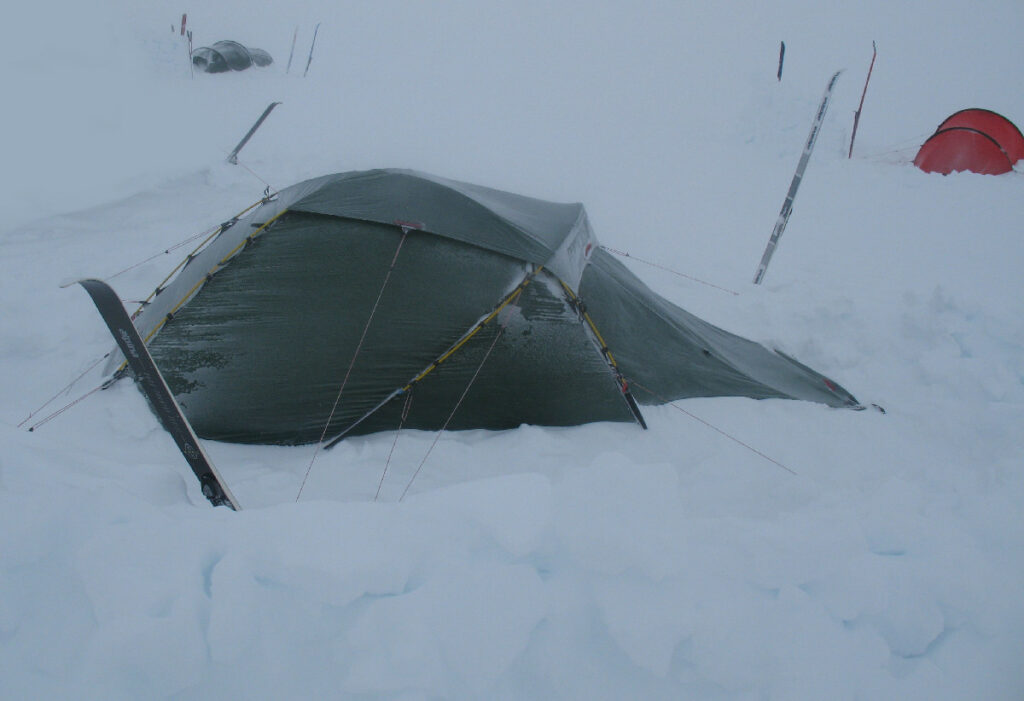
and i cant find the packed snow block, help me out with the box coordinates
[107,169,860,445]
[192,40,273,73]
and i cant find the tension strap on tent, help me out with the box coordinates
[322,265,543,449]
[560,280,647,430]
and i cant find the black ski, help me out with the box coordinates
[286,26,298,74]
[70,279,239,510]
[303,23,320,77]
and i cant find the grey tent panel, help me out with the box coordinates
[286,169,583,268]
[580,249,858,407]
[115,169,859,445]
[248,48,273,67]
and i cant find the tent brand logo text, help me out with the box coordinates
[118,329,139,359]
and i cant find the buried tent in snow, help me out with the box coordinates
[914,108,1023,175]
[107,169,860,445]
[192,40,273,73]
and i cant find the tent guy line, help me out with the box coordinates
[322,265,545,450]
[398,302,517,502]
[600,245,739,296]
[18,353,110,429]
[297,225,414,502]
[630,379,796,475]
[375,390,415,501]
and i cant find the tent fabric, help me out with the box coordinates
[914,127,1014,175]
[936,109,1024,163]
[914,108,1022,174]
[282,169,595,287]
[110,169,859,445]
[192,40,273,73]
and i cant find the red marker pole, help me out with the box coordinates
[849,41,877,159]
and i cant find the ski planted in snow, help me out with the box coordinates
[286,26,298,74]
[69,279,239,510]
[848,42,877,159]
[303,23,320,77]
[753,70,842,285]
[227,101,281,165]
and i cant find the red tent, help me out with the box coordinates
[937,109,1024,163]
[914,109,1022,175]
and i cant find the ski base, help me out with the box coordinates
[71,278,239,510]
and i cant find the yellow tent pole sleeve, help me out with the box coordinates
[144,207,290,344]
[130,195,274,318]
[406,265,542,388]
[322,265,543,448]
[559,279,647,429]
[114,205,289,374]
[559,280,619,367]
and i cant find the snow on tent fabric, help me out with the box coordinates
[914,108,1022,175]
[109,169,860,445]
[192,40,273,73]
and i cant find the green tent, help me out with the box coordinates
[110,169,859,445]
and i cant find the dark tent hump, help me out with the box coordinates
[109,169,859,445]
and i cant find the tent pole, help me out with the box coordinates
[322,266,542,449]
[559,280,647,430]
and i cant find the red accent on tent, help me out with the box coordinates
[913,127,1013,176]
[936,108,1024,164]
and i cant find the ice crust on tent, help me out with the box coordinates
[108,169,858,444]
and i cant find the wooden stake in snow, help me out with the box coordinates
[777,41,785,81]
[848,41,877,159]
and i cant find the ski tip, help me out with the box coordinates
[60,277,103,289]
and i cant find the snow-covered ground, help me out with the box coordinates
[2,1,1023,698]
